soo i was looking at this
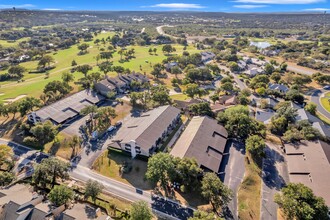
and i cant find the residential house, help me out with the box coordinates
[30,89,105,125]
[94,79,116,96]
[268,83,289,94]
[261,49,281,57]
[107,76,129,93]
[251,58,266,67]
[255,110,275,125]
[164,62,179,72]
[201,52,215,64]
[247,67,264,77]
[257,98,278,109]
[111,105,181,158]
[237,60,247,71]
[170,116,228,173]
[284,140,330,207]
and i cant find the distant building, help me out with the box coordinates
[111,105,181,158]
[247,67,264,77]
[164,62,179,72]
[170,116,228,173]
[284,140,330,207]
[201,51,215,64]
[255,110,275,125]
[268,83,289,94]
[94,79,116,96]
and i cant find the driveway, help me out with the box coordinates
[219,140,246,220]
[261,142,289,220]
[311,89,330,119]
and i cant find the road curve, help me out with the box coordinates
[311,89,330,119]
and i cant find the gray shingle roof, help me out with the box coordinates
[35,89,104,124]
[114,105,180,151]
[170,116,228,173]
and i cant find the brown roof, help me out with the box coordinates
[285,140,330,206]
[170,116,228,173]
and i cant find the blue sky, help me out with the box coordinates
[0,0,329,12]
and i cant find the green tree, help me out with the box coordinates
[274,183,328,220]
[28,120,58,145]
[228,62,239,72]
[270,72,281,83]
[264,63,275,75]
[269,116,288,135]
[304,102,317,115]
[0,145,13,167]
[176,157,202,192]
[184,83,200,99]
[285,89,304,104]
[150,63,164,79]
[189,210,222,220]
[0,171,15,186]
[245,135,265,159]
[84,179,104,203]
[150,85,171,105]
[44,80,72,97]
[201,173,233,214]
[18,97,41,116]
[96,106,117,130]
[220,82,234,93]
[32,157,70,188]
[76,64,93,77]
[210,94,219,104]
[146,153,175,196]
[98,61,112,76]
[80,105,98,131]
[61,72,74,83]
[8,65,25,78]
[78,43,89,54]
[69,135,81,158]
[189,102,213,117]
[49,185,74,206]
[38,55,55,69]
[130,201,153,220]
[162,44,175,55]
[217,105,265,140]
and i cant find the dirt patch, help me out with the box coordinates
[4,94,27,103]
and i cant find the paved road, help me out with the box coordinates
[261,142,289,220]
[71,164,194,219]
[218,65,247,91]
[220,141,245,220]
[156,25,178,39]
[287,65,317,76]
[311,89,330,119]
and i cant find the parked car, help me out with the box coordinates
[107,126,116,133]
[115,121,122,127]
[323,85,330,90]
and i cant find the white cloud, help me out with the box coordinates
[234,4,268,8]
[232,0,325,4]
[303,8,330,11]
[0,4,35,8]
[146,3,206,9]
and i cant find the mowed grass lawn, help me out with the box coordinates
[0,37,30,48]
[320,92,330,113]
[92,149,153,191]
[0,31,199,102]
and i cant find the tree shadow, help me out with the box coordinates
[84,205,96,219]
[262,146,287,190]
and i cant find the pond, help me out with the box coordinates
[250,41,271,49]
